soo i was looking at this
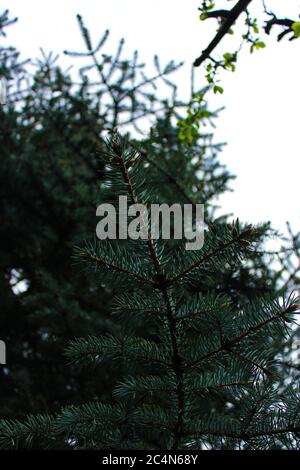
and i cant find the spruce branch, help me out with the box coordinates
[139,150,196,206]
[185,424,300,441]
[105,134,187,449]
[66,335,171,368]
[169,226,255,284]
[227,348,271,377]
[76,249,156,286]
[186,300,300,370]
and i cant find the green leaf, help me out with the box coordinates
[199,13,208,21]
[213,85,224,94]
[223,53,233,61]
[250,41,265,54]
[292,22,300,37]
[255,41,266,49]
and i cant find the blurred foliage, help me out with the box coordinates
[0,11,229,418]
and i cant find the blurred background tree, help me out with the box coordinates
[0,11,186,417]
[0,11,228,418]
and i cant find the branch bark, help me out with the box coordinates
[194,0,253,67]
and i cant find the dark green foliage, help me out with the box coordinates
[0,13,194,418]
[1,11,299,450]
[57,135,299,450]
[1,132,299,449]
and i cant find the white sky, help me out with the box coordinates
[2,0,300,234]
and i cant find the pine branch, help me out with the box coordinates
[185,425,300,440]
[140,150,196,205]
[66,335,172,368]
[77,250,156,286]
[161,287,185,450]
[227,348,270,377]
[107,135,186,449]
[169,227,254,284]
[186,301,300,370]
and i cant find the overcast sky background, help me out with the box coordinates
[2,0,300,235]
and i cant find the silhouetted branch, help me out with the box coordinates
[194,0,253,67]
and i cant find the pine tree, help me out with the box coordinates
[1,11,239,420]
[1,131,299,450]
[1,12,299,450]
[0,12,189,418]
